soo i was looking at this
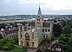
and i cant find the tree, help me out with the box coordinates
[0,34,3,39]
[64,38,72,52]
[0,23,6,29]
[53,24,62,37]
[44,36,50,46]
[63,25,71,34]
[44,49,50,52]
[58,34,72,52]
[13,35,18,45]
[13,24,18,27]
[0,37,14,50]
[10,23,13,25]
[36,49,42,52]
[58,34,70,45]
[53,49,58,52]
[58,34,66,45]
[51,36,55,41]
[61,20,66,27]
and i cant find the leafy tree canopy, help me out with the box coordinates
[63,25,71,34]
[53,24,62,37]
[0,37,14,50]
[36,49,42,52]
[64,38,72,52]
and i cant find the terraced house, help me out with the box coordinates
[18,6,53,48]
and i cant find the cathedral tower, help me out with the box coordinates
[35,6,43,29]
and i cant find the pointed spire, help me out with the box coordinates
[37,5,42,16]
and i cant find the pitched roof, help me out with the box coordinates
[37,6,42,16]
[43,22,50,27]
[29,22,35,26]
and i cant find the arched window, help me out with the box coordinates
[21,41,23,46]
[45,29,47,32]
[26,42,29,46]
[42,29,44,32]
[25,33,30,40]
[48,29,50,32]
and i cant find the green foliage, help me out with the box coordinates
[61,20,66,27]
[64,38,72,52]
[12,47,27,52]
[13,34,18,45]
[0,37,14,50]
[64,34,71,37]
[58,34,70,45]
[58,35,65,45]
[44,36,50,45]
[53,49,58,52]
[53,24,62,37]
[0,34,3,39]
[51,36,55,41]
[67,20,72,28]
[58,33,72,52]
[63,25,71,34]
[36,49,42,52]
[44,49,50,52]
[0,23,6,29]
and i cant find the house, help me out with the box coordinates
[51,43,64,52]
[0,27,18,39]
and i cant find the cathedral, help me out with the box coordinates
[18,6,53,48]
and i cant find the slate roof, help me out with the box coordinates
[4,28,18,34]
[37,6,42,16]
[29,22,35,26]
[43,22,50,27]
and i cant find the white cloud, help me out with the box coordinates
[0,0,11,4]
[17,0,38,5]
[0,0,72,15]
[17,0,72,10]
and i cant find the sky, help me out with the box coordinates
[0,0,72,16]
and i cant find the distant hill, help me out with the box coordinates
[0,15,72,18]
[0,15,36,18]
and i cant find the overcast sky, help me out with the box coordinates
[0,0,72,16]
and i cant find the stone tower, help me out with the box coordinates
[35,6,43,29]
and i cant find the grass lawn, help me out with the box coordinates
[11,47,27,52]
